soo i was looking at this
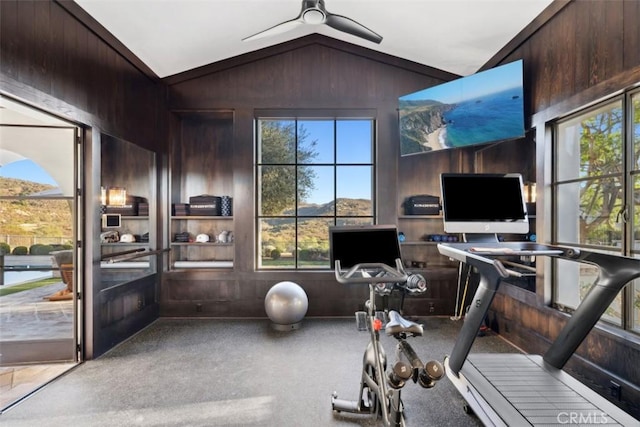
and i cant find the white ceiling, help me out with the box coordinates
[74,0,554,79]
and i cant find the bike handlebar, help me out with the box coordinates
[334,259,408,285]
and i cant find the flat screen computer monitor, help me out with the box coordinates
[329,224,402,269]
[440,173,529,236]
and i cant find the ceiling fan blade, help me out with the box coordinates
[325,13,382,44]
[242,18,304,42]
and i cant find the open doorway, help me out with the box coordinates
[0,96,82,410]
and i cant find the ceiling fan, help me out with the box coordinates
[242,0,383,44]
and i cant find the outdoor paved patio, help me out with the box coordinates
[0,281,74,341]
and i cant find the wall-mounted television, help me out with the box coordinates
[399,60,525,156]
[440,173,529,237]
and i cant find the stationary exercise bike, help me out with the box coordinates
[331,258,445,427]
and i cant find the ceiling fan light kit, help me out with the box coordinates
[243,0,382,44]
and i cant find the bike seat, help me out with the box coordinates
[385,310,423,337]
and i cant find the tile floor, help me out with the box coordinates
[0,281,76,411]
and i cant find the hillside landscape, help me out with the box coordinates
[261,198,372,255]
[0,177,73,242]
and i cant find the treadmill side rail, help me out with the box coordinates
[437,242,640,425]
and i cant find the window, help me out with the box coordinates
[552,88,640,331]
[256,118,375,269]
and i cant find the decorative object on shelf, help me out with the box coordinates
[217,230,234,243]
[221,196,232,216]
[196,233,210,243]
[104,191,147,216]
[100,231,119,243]
[138,202,149,216]
[189,194,222,216]
[398,231,406,242]
[119,233,136,243]
[423,234,459,242]
[172,203,190,216]
[101,213,121,228]
[264,281,309,331]
[404,194,441,215]
[107,187,127,206]
[174,232,190,242]
[524,181,536,216]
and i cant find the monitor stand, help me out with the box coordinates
[462,233,498,243]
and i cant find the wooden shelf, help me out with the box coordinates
[101,242,149,246]
[170,242,232,246]
[398,215,443,219]
[171,216,233,220]
[401,241,440,246]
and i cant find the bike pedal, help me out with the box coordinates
[355,311,368,331]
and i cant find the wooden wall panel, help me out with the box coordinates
[0,0,167,359]
[623,0,640,69]
[162,35,462,318]
[507,0,637,116]
[0,0,163,151]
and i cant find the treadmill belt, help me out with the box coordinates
[464,354,632,426]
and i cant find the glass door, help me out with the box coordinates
[0,96,81,405]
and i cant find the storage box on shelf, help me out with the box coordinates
[170,202,234,269]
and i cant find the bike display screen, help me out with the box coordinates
[329,225,402,269]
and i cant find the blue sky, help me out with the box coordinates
[297,120,373,205]
[0,159,57,186]
[399,60,523,104]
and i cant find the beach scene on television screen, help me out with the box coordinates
[399,60,525,156]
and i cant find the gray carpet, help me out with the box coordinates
[0,316,518,426]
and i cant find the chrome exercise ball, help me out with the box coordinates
[264,281,308,331]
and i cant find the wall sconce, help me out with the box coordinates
[107,187,127,206]
[523,182,536,204]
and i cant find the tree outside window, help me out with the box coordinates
[554,90,640,332]
[257,118,374,269]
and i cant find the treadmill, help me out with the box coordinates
[437,241,640,426]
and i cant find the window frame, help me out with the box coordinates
[255,113,377,270]
[551,87,640,333]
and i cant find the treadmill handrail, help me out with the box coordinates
[438,242,640,375]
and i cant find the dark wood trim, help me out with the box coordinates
[531,64,640,126]
[54,0,160,82]
[1,74,91,126]
[253,108,378,118]
[163,33,460,86]
[480,0,572,72]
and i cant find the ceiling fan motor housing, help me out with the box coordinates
[301,0,326,24]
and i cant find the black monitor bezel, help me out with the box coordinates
[329,224,402,269]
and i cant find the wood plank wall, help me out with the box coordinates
[0,0,166,358]
[161,34,529,319]
[482,0,640,417]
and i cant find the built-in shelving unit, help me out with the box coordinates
[99,135,157,280]
[169,216,234,269]
[168,111,235,270]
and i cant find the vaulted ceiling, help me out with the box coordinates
[74,0,555,79]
